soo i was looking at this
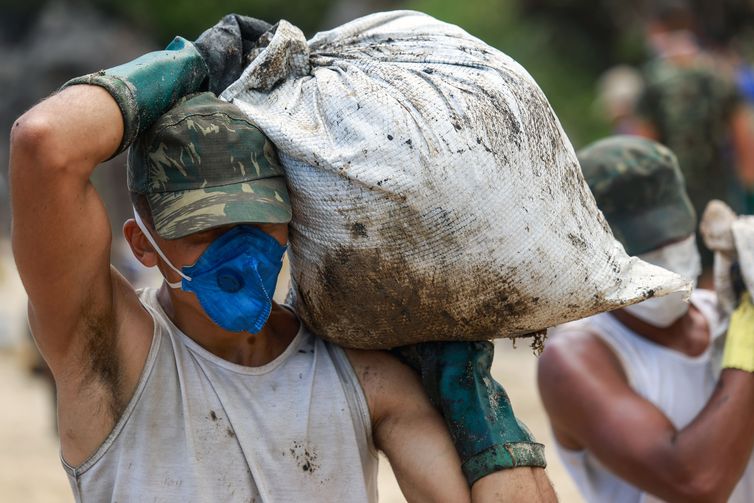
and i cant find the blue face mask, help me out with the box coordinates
[133,210,287,333]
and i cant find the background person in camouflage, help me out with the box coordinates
[538,135,754,503]
[634,0,754,279]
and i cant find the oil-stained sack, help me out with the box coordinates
[222,10,691,349]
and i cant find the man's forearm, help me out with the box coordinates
[471,467,556,503]
[645,370,754,502]
[391,341,546,485]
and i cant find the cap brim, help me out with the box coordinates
[147,177,292,239]
[608,196,696,256]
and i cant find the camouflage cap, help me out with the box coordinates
[578,135,696,256]
[127,92,292,239]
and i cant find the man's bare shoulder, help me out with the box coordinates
[540,324,625,381]
[538,323,631,449]
[343,348,415,389]
[343,347,471,501]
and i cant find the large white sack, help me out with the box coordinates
[222,10,691,349]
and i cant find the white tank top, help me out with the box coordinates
[63,288,378,502]
[553,289,754,503]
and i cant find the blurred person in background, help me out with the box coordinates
[706,34,754,216]
[538,136,754,503]
[633,0,754,285]
[0,171,7,236]
[595,65,645,136]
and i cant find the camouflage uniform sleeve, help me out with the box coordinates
[721,73,745,120]
[635,78,659,125]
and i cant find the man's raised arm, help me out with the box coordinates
[8,20,224,370]
[10,85,123,362]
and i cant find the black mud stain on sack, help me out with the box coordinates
[242,22,311,91]
[297,242,547,349]
[350,222,368,238]
[471,84,524,155]
[559,162,610,234]
[567,233,588,252]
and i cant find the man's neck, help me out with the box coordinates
[157,284,299,366]
[610,304,711,357]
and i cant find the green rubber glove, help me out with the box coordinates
[62,36,208,156]
[391,341,546,486]
[61,14,272,156]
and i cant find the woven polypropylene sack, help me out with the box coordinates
[222,11,691,349]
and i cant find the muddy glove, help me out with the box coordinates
[701,200,739,314]
[61,14,271,156]
[723,293,754,373]
[391,341,546,486]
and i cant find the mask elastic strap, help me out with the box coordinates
[132,208,191,288]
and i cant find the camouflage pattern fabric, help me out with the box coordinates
[578,135,696,256]
[636,58,744,263]
[128,92,292,239]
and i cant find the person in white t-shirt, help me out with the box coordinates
[538,135,754,503]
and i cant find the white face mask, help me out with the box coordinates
[623,235,701,327]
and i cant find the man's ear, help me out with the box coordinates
[123,218,158,267]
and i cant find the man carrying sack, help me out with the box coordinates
[538,136,754,502]
[9,15,554,502]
